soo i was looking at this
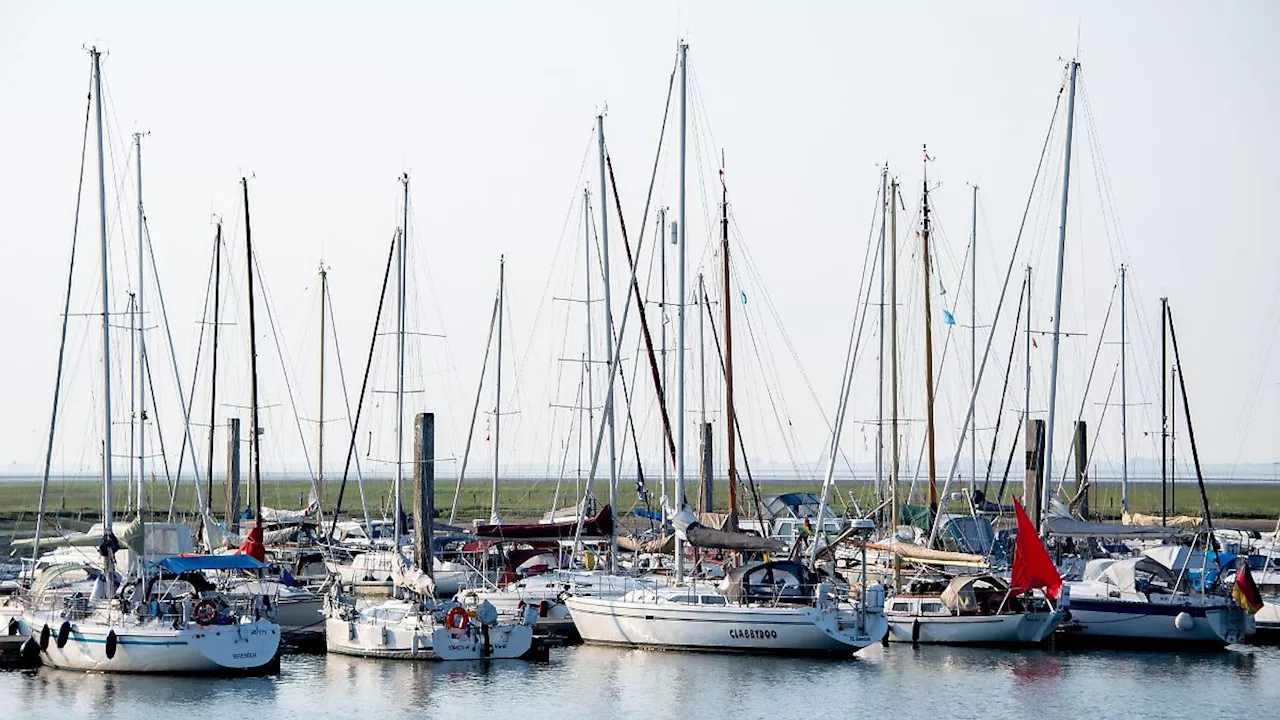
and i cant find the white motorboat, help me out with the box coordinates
[885,575,1065,645]
[1059,557,1252,648]
[566,560,887,655]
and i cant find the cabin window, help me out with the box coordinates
[891,602,911,612]
[921,603,946,614]
[700,596,727,605]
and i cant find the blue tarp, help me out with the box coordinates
[157,555,266,574]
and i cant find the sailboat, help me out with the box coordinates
[322,175,534,661]
[462,144,634,624]
[885,499,1066,644]
[20,49,280,674]
[566,43,886,656]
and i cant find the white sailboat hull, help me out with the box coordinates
[21,613,280,673]
[565,596,886,655]
[324,615,533,660]
[886,610,1063,645]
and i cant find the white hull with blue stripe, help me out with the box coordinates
[1059,558,1253,648]
[19,611,280,673]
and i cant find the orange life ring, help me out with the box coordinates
[194,599,218,626]
[445,605,470,631]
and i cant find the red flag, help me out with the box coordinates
[1010,497,1061,599]
[1234,561,1264,614]
[237,526,266,562]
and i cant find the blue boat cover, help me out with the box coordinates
[157,555,266,573]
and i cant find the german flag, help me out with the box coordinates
[1233,560,1264,615]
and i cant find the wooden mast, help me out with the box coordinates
[921,149,939,519]
[720,160,739,519]
[242,178,263,532]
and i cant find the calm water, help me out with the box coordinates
[3,643,1278,719]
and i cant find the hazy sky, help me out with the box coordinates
[2,2,1278,498]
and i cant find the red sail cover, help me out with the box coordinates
[237,526,266,562]
[1011,498,1061,599]
[1234,561,1264,614]
[474,505,614,540]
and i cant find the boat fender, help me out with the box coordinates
[1060,608,1072,623]
[56,620,71,649]
[911,620,920,645]
[1174,612,1195,631]
[39,624,50,651]
[538,600,551,618]
[21,637,40,660]
[105,629,118,659]
[194,599,218,626]
[7,617,18,636]
[445,605,471,631]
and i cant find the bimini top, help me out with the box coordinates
[157,555,266,574]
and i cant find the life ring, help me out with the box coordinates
[194,599,218,626]
[445,605,470,631]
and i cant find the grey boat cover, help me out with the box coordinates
[673,510,783,552]
[1045,517,1185,540]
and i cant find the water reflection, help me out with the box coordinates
[3,643,1279,720]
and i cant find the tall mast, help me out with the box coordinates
[1161,296,1168,526]
[876,166,887,521]
[135,132,147,520]
[583,189,596,515]
[490,256,505,523]
[659,207,667,520]
[889,178,901,590]
[92,48,118,596]
[921,149,939,519]
[969,184,978,494]
[128,291,136,515]
[720,160,738,517]
[1041,59,1080,521]
[395,174,408,550]
[205,223,223,523]
[597,115,620,571]
[674,40,689,584]
[242,177,263,531]
[698,272,706,426]
[1024,265,1033,507]
[1119,265,1129,514]
[317,264,327,502]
